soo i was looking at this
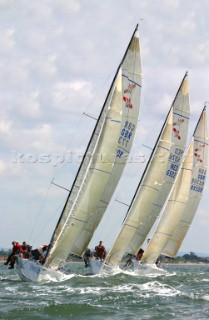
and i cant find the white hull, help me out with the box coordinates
[128,259,167,276]
[16,257,65,282]
[88,257,120,275]
[88,257,166,276]
[88,257,105,274]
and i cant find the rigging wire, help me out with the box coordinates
[52,71,115,180]
[32,202,66,244]
[28,71,115,242]
[28,183,52,244]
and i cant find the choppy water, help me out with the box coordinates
[1,262,209,319]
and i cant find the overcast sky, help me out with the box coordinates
[1,0,209,255]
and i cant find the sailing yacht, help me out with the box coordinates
[141,106,208,271]
[89,72,190,275]
[16,25,142,282]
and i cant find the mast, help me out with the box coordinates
[123,71,188,220]
[158,105,208,259]
[105,72,190,268]
[45,24,142,268]
[46,25,139,258]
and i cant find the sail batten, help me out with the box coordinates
[45,26,142,269]
[105,72,190,268]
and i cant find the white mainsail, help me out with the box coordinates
[45,25,142,269]
[142,107,208,262]
[105,73,190,268]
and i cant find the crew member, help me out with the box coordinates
[83,248,91,267]
[31,245,48,264]
[21,241,31,259]
[135,248,144,261]
[95,241,106,260]
[4,241,21,269]
[123,248,144,268]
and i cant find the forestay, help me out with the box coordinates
[105,72,190,268]
[152,107,208,260]
[45,26,142,269]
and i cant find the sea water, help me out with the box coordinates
[1,262,209,319]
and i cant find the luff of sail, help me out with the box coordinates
[152,107,208,260]
[105,73,190,268]
[45,25,142,269]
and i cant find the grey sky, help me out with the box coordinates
[0,0,209,255]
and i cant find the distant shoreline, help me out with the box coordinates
[0,256,6,262]
[1,256,209,266]
[165,262,209,266]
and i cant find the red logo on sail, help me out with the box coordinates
[173,118,184,140]
[194,144,205,163]
[123,96,133,109]
[123,83,136,109]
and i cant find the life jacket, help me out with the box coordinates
[12,243,21,255]
[95,245,106,259]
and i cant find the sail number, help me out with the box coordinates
[191,185,203,192]
[168,147,184,163]
[117,149,123,158]
[197,174,206,180]
[117,121,135,157]
[166,163,179,178]
[190,168,207,193]
[166,147,184,179]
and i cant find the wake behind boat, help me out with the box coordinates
[15,25,142,282]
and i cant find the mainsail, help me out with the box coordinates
[45,25,142,269]
[142,106,208,263]
[105,72,190,268]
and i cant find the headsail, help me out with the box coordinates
[105,73,190,268]
[143,106,208,262]
[45,25,142,269]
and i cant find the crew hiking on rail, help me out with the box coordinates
[83,241,106,267]
[4,241,49,269]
